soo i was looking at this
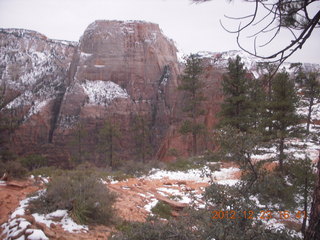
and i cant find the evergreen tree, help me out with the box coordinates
[288,157,316,235]
[247,78,265,130]
[257,62,277,134]
[257,62,277,102]
[219,55,252,132]
[132,113,151,163]
[178,54,206,156]
[296,68,320,133]
[267,71,300,171]
[99,119,120,168]
[214,126,261,189]
[0,85,18,163]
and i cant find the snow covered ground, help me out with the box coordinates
[0,190,88,240]
[146,166,240,184]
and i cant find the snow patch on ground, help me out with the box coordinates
[146,166,240,186]
[1,190,88,240]
[1,193,42,240]
[33,210,88,233]
[297,99,320,120]
[25,229,49,240]
[144,198,159,212]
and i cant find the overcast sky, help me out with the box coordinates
[0,0,319,64]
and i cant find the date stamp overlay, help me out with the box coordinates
[211,210,307,220]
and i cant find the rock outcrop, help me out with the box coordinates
[0,28,76,161]
[0,21,182,165]
[4,21,295,164]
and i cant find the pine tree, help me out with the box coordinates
[288,157,316,235]
[247,78,265,130]
[257,62,277,135]
[178,54,206,156]
[214,126,261,188]
[296,68,320,133]
[99,119,120,168]
[257,62,277,102]
[267,70,300,171]
[219,55,252,132]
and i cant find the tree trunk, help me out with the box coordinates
[78,129,82,164]
[302,175,308,235]
[305,153,320,240]
[306,96,314,134]
[279,136,285,172]
[192,132,197,156]
[109,134,113,169]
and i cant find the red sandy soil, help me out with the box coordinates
[0,180,39,226]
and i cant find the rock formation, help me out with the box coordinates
[5,21,309,164]
[0,21,183,165]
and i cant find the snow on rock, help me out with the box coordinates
[1,218,31,240]
[216,179,239,186]
[6,91,34,109]
[33,210,88,233]
[81,80,129,105]
[197,50,320,79]
[11,194,40,218]
[211,167,239,181]
[26,99,50,119]
[146,167,210,182]
[146,166,240,185]
[1,190,87,240]
[144,198,159,212]
[80,51,92,59]
[25,229,48,240]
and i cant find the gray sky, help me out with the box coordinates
[0,0,319,64]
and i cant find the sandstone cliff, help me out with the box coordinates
[0,21,183,165]
[3,21,292,165]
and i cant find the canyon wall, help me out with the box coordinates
[0,21,191,165]
[1,22,261,165]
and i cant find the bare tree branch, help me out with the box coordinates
[192,0,320,64]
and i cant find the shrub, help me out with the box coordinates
[112,209,294,240]
[0,160,5,177]
[30,166,63,178]
[151,201,172,220]
[248,170,296,209]
[112,215,198,240]
[167,148,179,157]
[117,160,149,176]
[1,160,28,179]
[115,159,164,177]
[29,171,116,225]
[20,154,48,171]
[165,157,204,172]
